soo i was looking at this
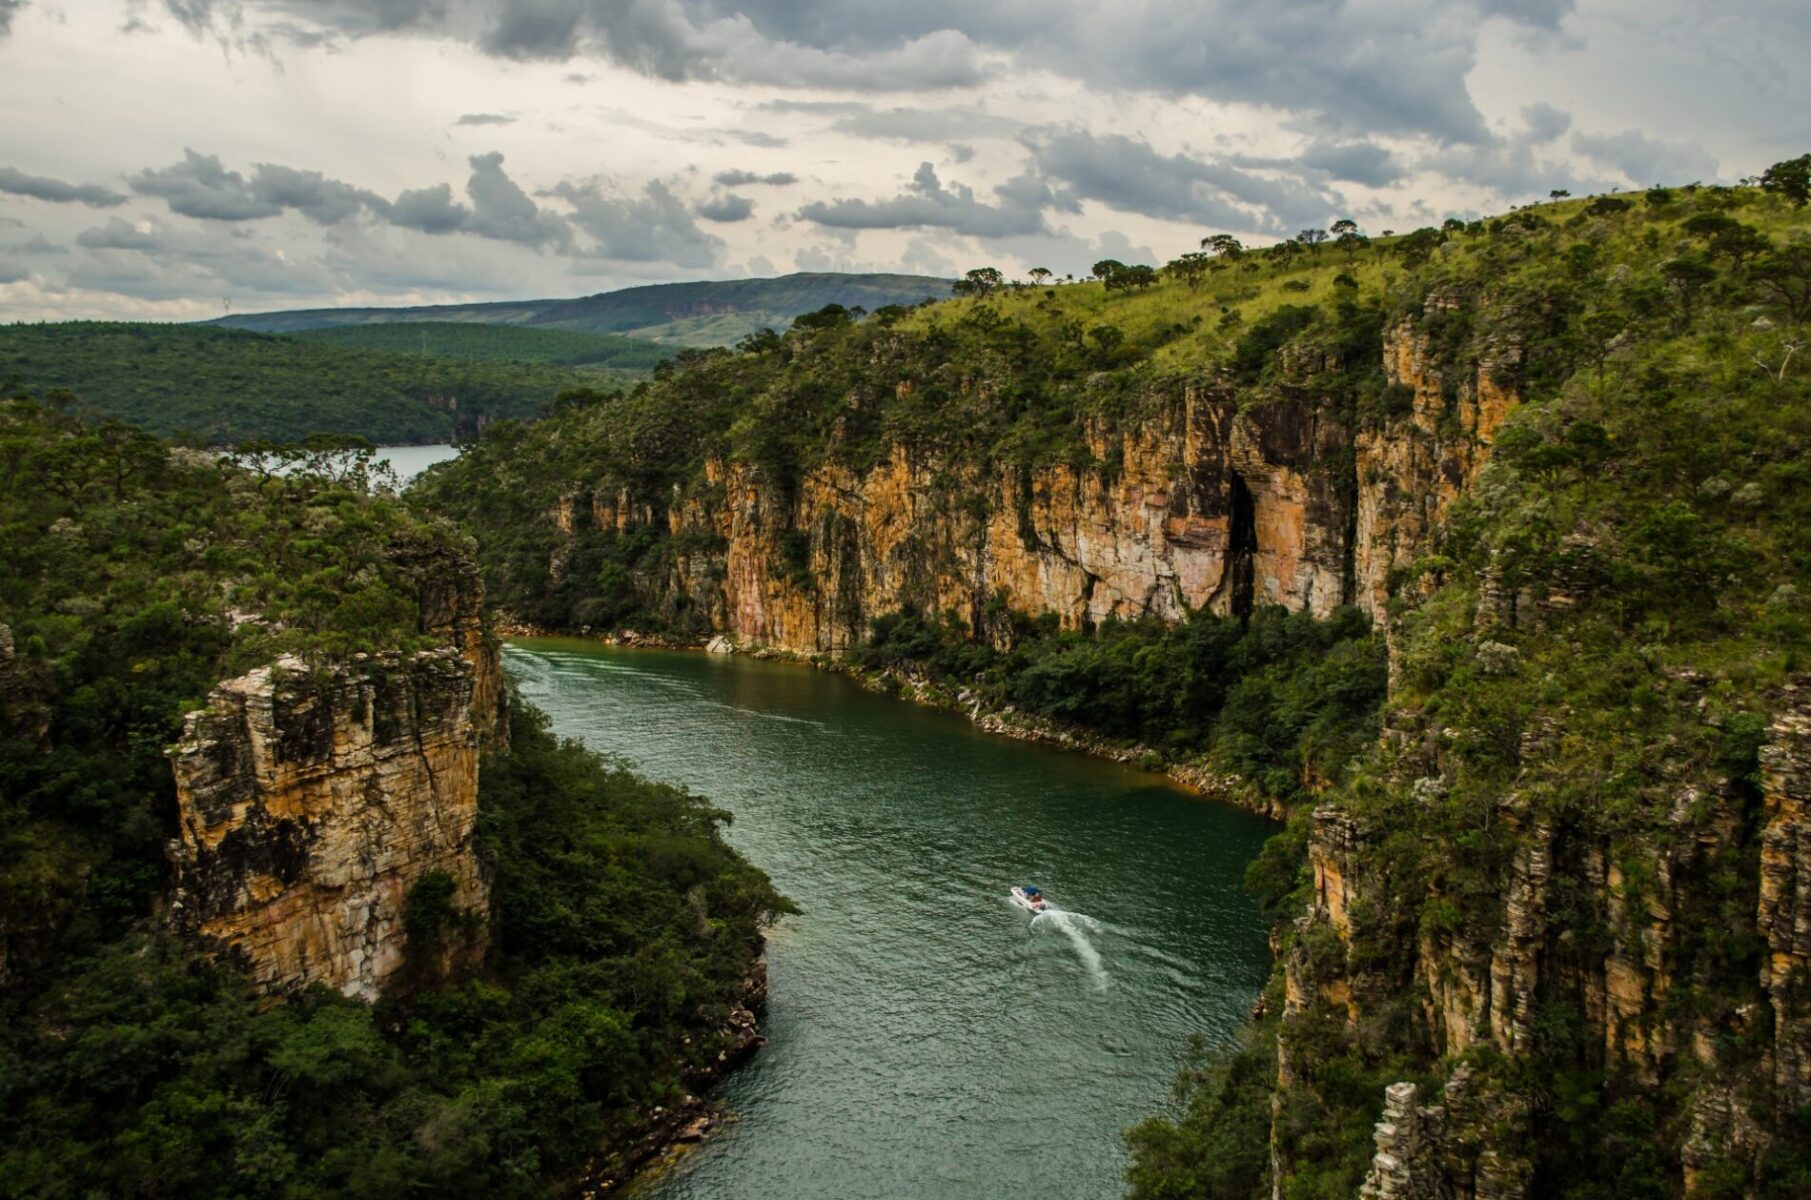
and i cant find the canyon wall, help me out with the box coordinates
[553,296,1515,657]
[166,540,505,1000]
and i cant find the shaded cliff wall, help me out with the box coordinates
[1317,687,1808,1200]
[167,649,488,1000]
[552,296,1517,655]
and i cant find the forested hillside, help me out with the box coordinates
[0,398,787,1197]
[209,272,952,345]
[417,165,1811,1198]
[293,321,674,371]
[0,322,600,443]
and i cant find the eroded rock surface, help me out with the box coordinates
[168,650,488,1000]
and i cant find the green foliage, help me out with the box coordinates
[0,398,787,1197]
[1124,1028,1276,1200]
[0,397,461,967]
[295,322,674,371]
[846,604,1386,804]
[0,322,604,443]
[0,701,789,1199]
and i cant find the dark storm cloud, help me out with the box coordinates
[696,192,754,221]
[0,166,129,207]
[1028,131,1336,234]
[0,0,25,37]
[550,178,724,266]
[131,151,282,220]
[462,151,572,247]
[249,163,387,224]
[132,151,388,224]
[389,183,467,233]
[797,161,1047,238]
[1299,141,1405,188]
[76,217,162,251]
[125,149,571,248]
[684,0,1577,141]
[714,169,797,186]
[204,0,1586,142]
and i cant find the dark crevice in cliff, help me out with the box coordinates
[1227,468,1257,620]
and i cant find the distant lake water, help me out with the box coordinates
[376,443,460,484]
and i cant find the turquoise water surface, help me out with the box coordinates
[504,640,1275,1200]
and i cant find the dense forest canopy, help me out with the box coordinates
[292,321,674,372]
[0,322,606,444]
[0,397,787,1197]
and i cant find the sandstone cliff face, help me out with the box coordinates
[168,650,488,1000]
[545,297,1516,659]
[665,387,1356,652]
[1355,293,1521,618]
[1289,680,1806,1198]
[166,538,505,1000]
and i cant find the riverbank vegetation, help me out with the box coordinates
[0,395,787,1197]
[846,604,1386,807]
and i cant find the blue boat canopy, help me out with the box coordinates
[1023,886,1042,896]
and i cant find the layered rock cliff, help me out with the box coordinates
[542,299,1511,658]
[166,536,505,1000]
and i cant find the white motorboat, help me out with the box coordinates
[1010,885,1049,914]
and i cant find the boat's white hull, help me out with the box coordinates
[1009,886,1048,914]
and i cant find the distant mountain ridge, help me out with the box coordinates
[206,272,953,346]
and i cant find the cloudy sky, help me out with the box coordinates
[0,0,1805,320]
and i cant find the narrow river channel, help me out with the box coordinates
[504,639,1276,1200]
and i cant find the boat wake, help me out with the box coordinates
[1030,908,1110,991]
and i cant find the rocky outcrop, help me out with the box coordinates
[1281,668,1810,1194]
[165,535,505,1000]
[167,649,488,1000]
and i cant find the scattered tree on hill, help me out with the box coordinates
[1102,263,1159,291]
[1753,238,1811,325]
[1760,154,1811,207]
[1295,228,1329,253]
[1550,189,1572,199]
[1661,253,1717,327]
[952,267,1006,297]
[1201,233,1245,259]
[1330,218,1358,236]
[1166,252,1213,289]
[1028,267,1053,286]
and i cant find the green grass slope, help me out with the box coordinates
[0,322,604,443]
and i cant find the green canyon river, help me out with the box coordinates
[504,640,1276,1200]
